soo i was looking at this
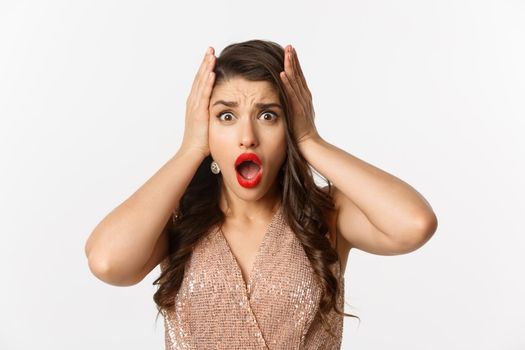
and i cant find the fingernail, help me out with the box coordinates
[206,47,212,54]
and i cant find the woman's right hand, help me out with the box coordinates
[179,47,216,158]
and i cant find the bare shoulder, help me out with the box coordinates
[319,184,351,275]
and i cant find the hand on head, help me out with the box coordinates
[279,45,319,146]
[180,47,216,158]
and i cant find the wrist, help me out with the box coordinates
[176,146,208,161]
[298,133,324,151]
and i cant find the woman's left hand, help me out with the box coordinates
[280,45,320,146]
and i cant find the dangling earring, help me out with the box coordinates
[210,160,221,174]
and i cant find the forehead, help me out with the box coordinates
[210,77,279,103]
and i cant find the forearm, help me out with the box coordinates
[299,136,436,238]
[85,147,205,278]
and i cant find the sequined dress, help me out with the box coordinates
[159,204,345,349]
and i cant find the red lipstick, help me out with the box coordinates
[235,152,263,188]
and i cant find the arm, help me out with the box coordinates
[85,47,217,286]
[302,136,438,255]
[280,44,437,256]
[84,148,205,286]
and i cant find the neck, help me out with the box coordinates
[219,180,282,223]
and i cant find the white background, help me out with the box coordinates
[1,1,524,349]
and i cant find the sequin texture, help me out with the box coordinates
[159,204,345,349]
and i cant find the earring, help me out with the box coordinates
[210,160,221,174]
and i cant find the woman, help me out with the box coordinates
[85,40,438,349]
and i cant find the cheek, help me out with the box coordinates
[208,124,233,159]
[274,128,287,149]
[269,134,287,165]
[209,122,225,144]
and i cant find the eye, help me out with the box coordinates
[259,111,278,122]
[216,110,278,122]
[216,111,235,122]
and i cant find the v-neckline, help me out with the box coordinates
[217,203,282,297]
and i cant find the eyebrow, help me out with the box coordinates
[211,100,283,110]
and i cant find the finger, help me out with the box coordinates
[284,46,296,82]
[279,70,301,107]
[197,47,214,79]
[285,46,307,106]
[196,54,216,98]
[195,54,216,104]
[193,47,215,94]
[190,47,215,97]
[191,48,211,89]
[289,47,310,103]
[292,47,312,98]
[201,71,216,107]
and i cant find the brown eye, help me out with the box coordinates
[259,111,278,122]
[217,112,235,121]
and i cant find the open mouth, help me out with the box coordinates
[236,161,261,180]
[234,153,263,188]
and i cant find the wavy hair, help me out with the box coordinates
[153,39,359,339]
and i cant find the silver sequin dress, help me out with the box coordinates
[159,204,345,349]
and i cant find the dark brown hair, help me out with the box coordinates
[153,39,359,339]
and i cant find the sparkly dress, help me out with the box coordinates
[159,204,345,349]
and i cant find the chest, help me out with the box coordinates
[163,215,344,349]
[220,229,265,286]
[220,221,338,287]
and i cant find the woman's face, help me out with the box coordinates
[209,76,287,202]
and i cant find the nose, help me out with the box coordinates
[239,117,258,149]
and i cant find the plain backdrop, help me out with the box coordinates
[1,1,524,349]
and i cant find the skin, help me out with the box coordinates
[207,44,438,281]
[208,78,286,222]
[86,44,438,287]
[207,78,287,284]
[280,44,438,271]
